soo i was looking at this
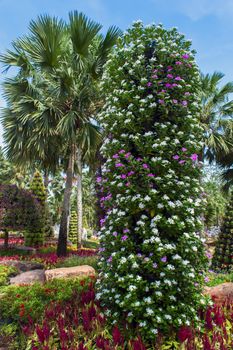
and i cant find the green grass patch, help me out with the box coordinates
[55,254,98,270]
[206,271,233,287]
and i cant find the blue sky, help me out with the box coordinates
[1,0,233,144]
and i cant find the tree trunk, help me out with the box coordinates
[4,229,9,249]
[77,147,83,249]
[57,150,74,256]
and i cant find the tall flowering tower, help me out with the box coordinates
[212,190,233,270]
[96,22,207,340]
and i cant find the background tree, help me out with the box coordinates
[212,189,233,270]
[1,13,120,256]
[200,71,233,163]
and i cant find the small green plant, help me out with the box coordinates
[56,255,98,269]
[0,265,17,286]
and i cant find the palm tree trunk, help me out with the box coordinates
[77,147,83,249]
[57,149,74,256]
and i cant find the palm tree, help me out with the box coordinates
[200,71,233,163]
[1,13,121,256]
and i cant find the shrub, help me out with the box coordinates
[68,209,78,244]
[212,190,233,270]
[96,21,208,341]
[0,264,17,286]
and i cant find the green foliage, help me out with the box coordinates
[96,21,208,341]
[0,146,15,184]
[82,238,99,249]
[200,71,233,164]
[206,271,233,287]
[0,277,90,323]
[0,265,17,286]
[212,190,233,270]
[68,209,78,244]
[0,184,43,233]
[202,169,227,228]
[56,254,98,269]
[0,323,18,350]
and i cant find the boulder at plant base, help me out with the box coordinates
[204,283,233,305]
[10,269,45,285]
[1,260,44,273]
[45,265,95,281]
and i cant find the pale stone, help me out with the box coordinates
[45,265,95,281]
[9,269,45,285]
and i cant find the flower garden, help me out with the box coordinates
[0,11,233,350]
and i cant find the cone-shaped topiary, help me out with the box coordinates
[96,21,208,341]
[25,170,46,246]
[68,209,78,244]
[212,190,233,270]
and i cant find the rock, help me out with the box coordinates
[9,269,45,285]
[204,282,233,305]
[45,265,95,281]
[1,260,44,273]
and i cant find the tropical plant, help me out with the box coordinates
[200,71,233,163]
[212,189,233,270]
[96,21,208,341]
[0,13,120,256]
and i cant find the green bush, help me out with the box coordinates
[0,265,17,286]
[0,277,91,323]
[56,255,98,269]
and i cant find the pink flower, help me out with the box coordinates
[121,235,128,241]
[173,155,179,160]
[172,83,179,87]
[121,174,127,179]
[143,163,149,169]
[175,76,182,81]
[165,83,172,88]
[175,61,182,65]
[153,263,158,268]
[125,152,131,158]
[190,153,198,161]
[115,163,124,167]
[182,100,187,106]
[172,99,178,104]
[179,160,186,164]
[123,228,130,233]
[147,173,155,177]
[152,74,158,79]
[167,66,173,71]
[119,149,125,154]
[147,82,152,87]
[167,74,173,79]
[113,231,118,237]
[184,92,190,96]
[126,182,130,186]
[161,256,167,263]
[127,171,135,176]
[113,154,119,159]
[96,177,102,183]
[107,256,112,263]
[181,147,187,152]
[158,99,165,104]
[182,53,189,59]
